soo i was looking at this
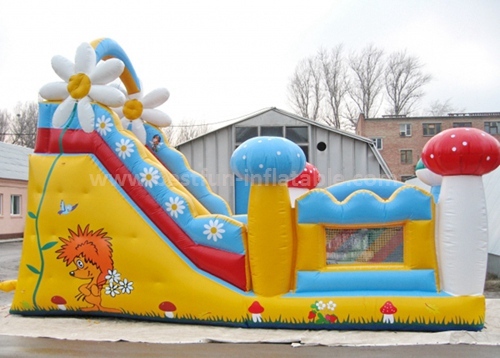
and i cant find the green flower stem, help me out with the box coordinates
[31,105,77,308]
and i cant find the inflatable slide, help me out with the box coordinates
[9,38,500,332]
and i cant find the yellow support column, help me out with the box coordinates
[230,136,306,296]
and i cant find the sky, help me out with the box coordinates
[0,0,499,126]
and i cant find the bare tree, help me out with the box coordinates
[348,44,385,121]
[163,118,210,147]
[11,102,38,148]
[287,56,323,121]
[425,99,464,116]
[0,109,10,142]
[384,50,432,115]
[318,45,350,129]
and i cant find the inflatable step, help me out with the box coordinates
[295,269,438,293]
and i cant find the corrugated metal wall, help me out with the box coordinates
[177,109,389,212]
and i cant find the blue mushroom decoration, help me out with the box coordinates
[230,137,306,184]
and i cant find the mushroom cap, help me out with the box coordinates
[422,128,500,176]
[380,301,397,314]
[51,295,67,304]
[248,301,264,314]
[159,301,176,311]
[415,158,443,187]
[287,162,320,189]
[230,137,306,184]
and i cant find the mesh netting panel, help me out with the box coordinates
[325,227,403,264]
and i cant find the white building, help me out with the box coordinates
[0,142,32,239]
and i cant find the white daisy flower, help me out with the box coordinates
[105,282,120,297]
[316,301,326,310]
[96,115,113,136]
[327,301,337,311]
[203,219,226,242]
[39,42,126,133]
[118,278,134,294]
[165,196,185,218]
[113,87,172,144]
[115,138,135,159]
[105,269,121,284]
[140,167,160,188]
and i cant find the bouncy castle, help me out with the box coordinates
[8,38,500,331]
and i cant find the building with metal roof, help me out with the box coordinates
[176,107,392,214]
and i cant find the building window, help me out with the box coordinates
[423,123,442,136]
[485,121,500,135]
[453,122,472,128]
[400,150,413,165]
[10,195,21,216]
[260,126,283,137]
[286,126,309,161]
[235,126,258,144]
[399,123,411,137]
[326,227,404,264]
[235,126,309,161]
[0,194,3,215]
[371,137,383,150]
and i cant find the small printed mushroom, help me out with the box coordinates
[422,128,500,295]
[248,301,264,323]
[380,301,397,324]
[159,301,176,318]
[51,295,67,310]
[287,162,321,207]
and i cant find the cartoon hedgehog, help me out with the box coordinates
[56,224,120,313]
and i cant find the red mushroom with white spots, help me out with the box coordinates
[380,301,397,324]
[51,295,67,310]
[422,127,500,296]
[248,301,264,322]
[287,162,321,207]
[159,301,176,318]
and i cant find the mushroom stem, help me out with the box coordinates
[252,313,262,322]
[383,314,394,324]
[247,184,294,296]
[437,175,488,296]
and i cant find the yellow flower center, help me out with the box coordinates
[67,73,91,100]
[100,122,106,129]
[123,99,143,120]
[121,145,127,152]
[146,174,152,181]
[211,227,217,234]
[171,204,177,210]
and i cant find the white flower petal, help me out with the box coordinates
[53,97,77,128]
[121,117,132,131]
[74,42,96,75]
[51,55,75,82]
[129,91,142,100]
[90,58,125,85]
[77,97,95,133]
[39,82,69,101]
[89,85,126,107]
[131,120,147,144]
[113,107,124,119]
[142,88,170,108]
[142,108,172,127]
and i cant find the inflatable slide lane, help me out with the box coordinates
[10,38,500,332]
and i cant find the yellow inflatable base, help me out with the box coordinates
[10,154,484,331]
